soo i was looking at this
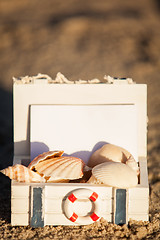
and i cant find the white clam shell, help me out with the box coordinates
[0,164,45,183]
[88,162,138,188]
[29,156,84,182]
[88,144,139,175]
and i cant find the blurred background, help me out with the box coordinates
[0,0,160,196]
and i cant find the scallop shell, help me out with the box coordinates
[28,150,64,169]
[29,156,84,182]
[88,144,139,174]
[0,164,45,183]
[88,162,138,188]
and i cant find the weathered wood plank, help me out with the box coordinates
[139,158,149,187]
[45,198,112,214]
[128,187,149,200]
[11,213,29,226]
[128,214,149,221]
[45,213,111,225]
[11,184,30,198]
[45,185,112,199]
[114,189,127,225]
[11,198,29,213]
[128,199,149,214]
[30,186,44,227]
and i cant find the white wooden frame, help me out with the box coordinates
[12,81,149,226]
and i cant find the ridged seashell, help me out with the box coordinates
[125,155,140,175]
[88,162,138,188]
[28,150,64,169]
[88,144,139,175]
[29,155,84,182]
[0,164,45,183]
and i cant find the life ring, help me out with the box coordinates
[63,188,101,225]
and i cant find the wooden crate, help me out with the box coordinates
[12,76,149,226]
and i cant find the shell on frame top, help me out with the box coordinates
[88,161,138,188]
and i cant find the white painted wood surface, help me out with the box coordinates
[11,213,29,226]
[13,83,147,158]
[12,198,29,213]
[12,184,30,198]
[45,198,112,214]
[128,199,149,213]
[45,184,112,199]
[128,214,149,221]
[11,157,149,225]
[45,213,111,226]
[11,181,113,225]
[127,158,149,221]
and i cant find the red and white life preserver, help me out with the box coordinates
[63,188,101,225]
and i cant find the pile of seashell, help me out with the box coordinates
[0,144,139,188]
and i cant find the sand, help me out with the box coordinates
[0,0,160,239]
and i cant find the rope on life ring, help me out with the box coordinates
[63,188,101,225]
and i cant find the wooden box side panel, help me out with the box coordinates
[44,184,112,225]
[139,157,149,187]
[11,157,149,225]
[128,157,149,221]
[11,183,113,226]
[11,183,30,226]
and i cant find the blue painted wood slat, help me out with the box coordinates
[30,187,44,227]
[115,189,126,225]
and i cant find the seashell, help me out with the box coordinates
[29,155,84,182]
[28,150,64,169]
[126,155,140,175]
[0,164,45,183]
[88,144,131,166]
[88,162,138,188]
[88,144,139,175]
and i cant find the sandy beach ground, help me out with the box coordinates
[0,0,160,239]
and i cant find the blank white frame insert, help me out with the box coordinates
[30,105,138,163]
